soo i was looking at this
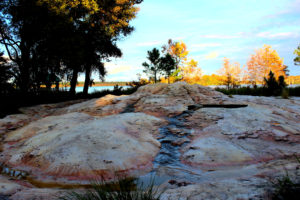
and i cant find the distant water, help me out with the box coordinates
[62,84,299,93]
[208,84,300,89]
[62,86,130,94]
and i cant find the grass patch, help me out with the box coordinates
[268,156,300,200]
[59,178,162,200]
[270,174,300,200]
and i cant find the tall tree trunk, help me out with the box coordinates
[83,65,91,95]
[19,47,31,93]
[19,65,30,93]
[70,68,79,95]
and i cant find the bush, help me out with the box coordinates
[271,175,300,200]
[281,89,289,99]
[268,157,300,200]
[59,178,161,200]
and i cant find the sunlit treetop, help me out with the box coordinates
[294,45,300,66]
[180,59,202,84]
[162,39,189,69]
[38,0,142,37]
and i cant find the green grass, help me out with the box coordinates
[269,156,300,200]
[270,175,300,200]
[59,179,162,200]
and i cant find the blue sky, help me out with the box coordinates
[84,0,300,82]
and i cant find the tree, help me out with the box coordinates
[39,0,143,94]
[218,58,242,89]
[0,0,47,92]
[247,45,287,85]
[294,45,300,66]
[0,52,14,94]
[142,48,161,83]
[159,53,176,84]
[0,0,79,93]
[198,74,223,86]
[0,0,143,94]
[264,71,287,96]
[181,59,202,84]
[162,39,189,70]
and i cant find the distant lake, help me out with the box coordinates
[62,84,300,93]
[62,86,131,93]
[208,84,300,89]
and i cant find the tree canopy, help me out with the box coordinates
[294,45,300,66]
[142,48,161,83]
[0,0,142,94]
[247,45,287,85]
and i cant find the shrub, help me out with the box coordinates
[59,178,162,200]
[281,89,289,99]
[268,156,300,200]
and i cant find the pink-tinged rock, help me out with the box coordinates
[10,188,65,200]
[160,177,268,200]
[0,175,24,195]
[0,114,30,134]
[134,82,232,117]
[57,94,121,114]
[1,112,165,185]
[182,137,253,167]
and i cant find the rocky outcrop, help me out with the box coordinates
[0,82,299,199]
[2,112,164,185]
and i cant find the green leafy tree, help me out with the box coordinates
[159,53,176,83]
[142,48,161,83]
[38,0,143,94]
[0,0,143,95]
[264,71,286,96]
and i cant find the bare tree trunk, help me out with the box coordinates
[83,65,91,95]
[70,68,79,95]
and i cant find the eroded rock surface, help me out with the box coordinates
[0,82,299,199]
[2,112,164,185]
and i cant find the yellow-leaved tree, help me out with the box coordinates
[246,45,287,85]
[162,39,189,70]
[181,59,202,84]
[218,57,243,89]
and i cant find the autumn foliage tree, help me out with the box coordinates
[181,59,202,84]
[162,39,189,70]
[294,44,300,66]
[218,58,242,89]
[247,45,287,86]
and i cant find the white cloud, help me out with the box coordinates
[205,51,219,60]
[105,63,133,75]
[256,32,299,39]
